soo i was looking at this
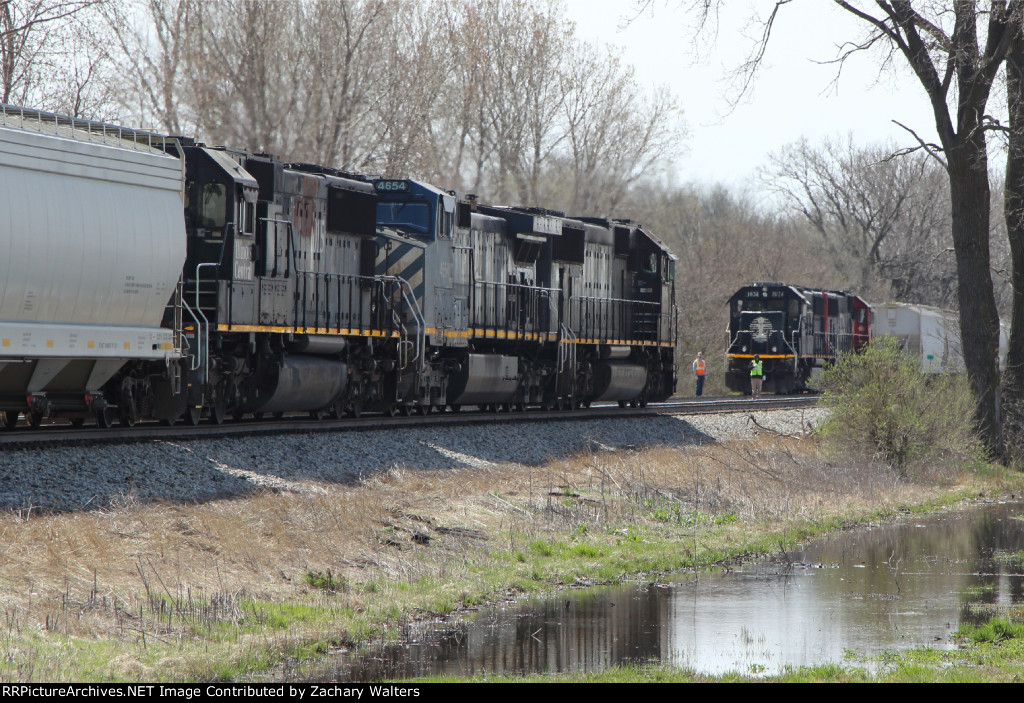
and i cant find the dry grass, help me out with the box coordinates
[0,429,1011,681]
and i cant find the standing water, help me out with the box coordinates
[311,501,1024,680]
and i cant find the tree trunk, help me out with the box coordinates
[948,141,1003,455]
[1002,39,1024,463]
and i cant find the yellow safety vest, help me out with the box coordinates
[750,360,763,377]
[695,359,705,375]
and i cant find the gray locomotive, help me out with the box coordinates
[0,104,677,428]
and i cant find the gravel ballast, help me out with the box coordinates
[0,409,827,512]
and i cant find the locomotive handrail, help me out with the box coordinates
[178,297,205,373]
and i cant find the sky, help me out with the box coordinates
[562,0,941,194]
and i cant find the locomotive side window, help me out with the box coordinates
[199,183,227,230]
[241,201,255,236]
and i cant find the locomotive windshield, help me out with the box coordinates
[377,201,430,236]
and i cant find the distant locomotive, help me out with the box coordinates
[0,104,677,428]
[725,282,870,394]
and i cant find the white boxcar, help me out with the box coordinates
[872,303,963,373]
[0,108,186,409]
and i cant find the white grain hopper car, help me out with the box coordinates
[872,303,962,372]
[872,302,1008,373]
[0,106,186,426]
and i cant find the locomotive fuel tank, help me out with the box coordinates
[589,362,648,402]
[246,356,348,414]
[446,354,518,406]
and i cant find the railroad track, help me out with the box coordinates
[0,395,821,446]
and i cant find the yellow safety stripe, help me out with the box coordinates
[727,353,793,359]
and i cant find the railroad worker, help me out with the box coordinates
[692,352,706,397]
[749,354,764,400]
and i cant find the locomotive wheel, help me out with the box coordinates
[96,407,116,429]
[209,399,227,425]
[2,412,17,429]
[184,405,202,426]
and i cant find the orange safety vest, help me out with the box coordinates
[694,359,705,375]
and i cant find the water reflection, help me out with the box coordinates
[315,501,1024,680]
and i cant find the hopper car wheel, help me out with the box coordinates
[96,407,116,429]
[638,397,648,408]
[70,418,85,428]
[119,405,138,428]
[515,402,526,412]
[618,400,627,408]
[253,412,265,420]
[309,408,328,421]
[629,399,638,408]
[2,412,17,429]
[119,378,139,428]
[233,409,246,421]
[349,400,364,419]
[27,410,44,429]
[450,404,461,413]
[160,416,176,427]
[184,406,202,426]
[581,400,591,409]
[272,412,284,419]
[386,405,400,417]
[415,404,429,416]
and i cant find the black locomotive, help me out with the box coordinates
[725,282,870,394]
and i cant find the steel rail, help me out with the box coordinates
[0,396,822,447]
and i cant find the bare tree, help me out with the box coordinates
[0,0,106,110]
[559,42,680,214]
[766,136,955,305]
[104,0,197,134]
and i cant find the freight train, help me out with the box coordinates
[725,282,871,394]
[0,105,677,428]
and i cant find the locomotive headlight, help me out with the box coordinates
[742,346,747,352]
[772,346,777,352]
